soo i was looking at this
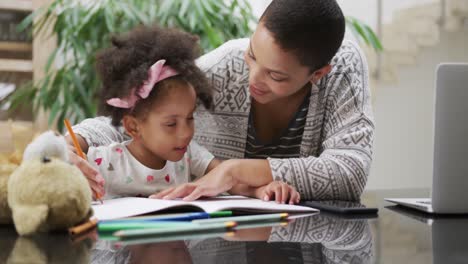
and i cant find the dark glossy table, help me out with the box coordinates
[1,189,467,264]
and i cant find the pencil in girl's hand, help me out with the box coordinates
[64,119,86,159]
[64,119,103,204]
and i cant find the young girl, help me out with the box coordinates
[86,26,217,199]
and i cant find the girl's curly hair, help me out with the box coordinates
[96,25,213,126]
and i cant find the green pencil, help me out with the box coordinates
[98,221,196,232]
[209,211,233,217]
[192,213,289,225]
[98,232,120,241]
[114,221,237,239]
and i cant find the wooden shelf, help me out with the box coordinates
[0,0,33,12]
[0,41,32,52]
[0,58,32,72]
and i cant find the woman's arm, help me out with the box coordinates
[152,158,272,200]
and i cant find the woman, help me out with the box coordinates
[69,0,374,201]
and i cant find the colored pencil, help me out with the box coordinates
[69,218,98,236]
[64,118,103,204]
[100,211,233,224]
[209,211,233,217]
[192,213,289,225]
[114,221,237,239]
[64,119,85,158]
[98,221,196,232]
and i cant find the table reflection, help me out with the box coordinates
[0,226,94,264]
[386,205,468,264]
[91,213,373,264]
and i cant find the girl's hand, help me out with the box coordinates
[65,136,105,199]
[150,160,238,201]
[254,181,300,204]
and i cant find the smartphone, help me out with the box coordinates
[300,200,379,215]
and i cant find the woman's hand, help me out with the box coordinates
[65,135,105,199]
[254,181,300,204]
[150,160,238,201]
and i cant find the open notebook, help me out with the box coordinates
[92,195,318,220]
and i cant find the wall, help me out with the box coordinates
[250,0,439,28]
[338,0,437,27]
[368,27,468,189]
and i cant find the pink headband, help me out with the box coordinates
[106,59,179,108]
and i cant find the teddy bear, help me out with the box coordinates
[0,164,16,224]
[7,131,93,236]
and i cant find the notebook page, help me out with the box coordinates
[191,196,318,213]
[92,197,199,220]
[92,196,318,220]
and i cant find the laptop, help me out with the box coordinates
[385,63,468,214]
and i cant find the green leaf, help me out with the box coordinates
[364,24,383,51]
[200,0,215,14]
[179,0,191,18]
[69,69,93,112]
[188,11,197,31]
[45,49,58,73]
[193,0,204,17]
[352,20,370,46]
[48,100,61,125]
[16,11,36,32]
[75,4,101,34]
[346,16,383,52]
[56,108,68,133]
[104,6,116,32]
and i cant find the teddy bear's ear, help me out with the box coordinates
[12,204,49,236]
[22,131,69,163]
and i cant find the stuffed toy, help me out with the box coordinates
[7,131,93,235]
[0,164,16,224]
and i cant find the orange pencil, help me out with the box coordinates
[64,119,86,159]
[68,218,98,236]
[64,119,103,204]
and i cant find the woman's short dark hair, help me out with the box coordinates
[96,25,213,126]
[260,0,345,71]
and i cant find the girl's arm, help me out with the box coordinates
[64,116,127,193]
[69,116,128,152]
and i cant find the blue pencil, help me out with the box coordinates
[100,211,232,224]
[98,221,197,232]
[100,212,209,224]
